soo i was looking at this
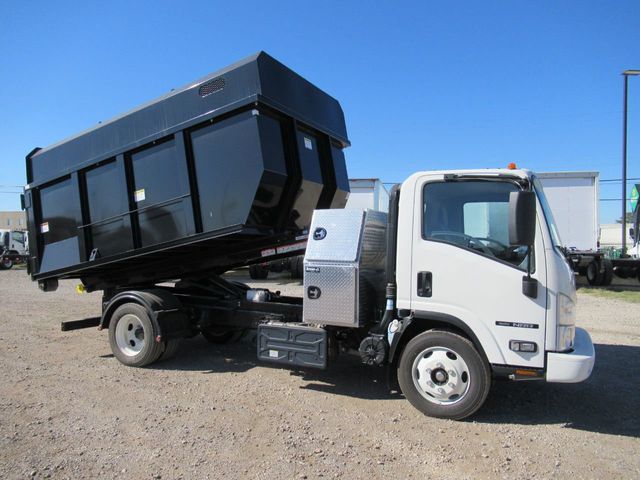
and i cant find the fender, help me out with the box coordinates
[388,311,490,366]
[100,288,190,341]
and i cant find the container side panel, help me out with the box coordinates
[249,115,288,227]
[329,146,349,208]
[85,160,133,256]
[131,138,194,247]
[38,178,82,273]
[191,113,265,232]
[291,130,324,229]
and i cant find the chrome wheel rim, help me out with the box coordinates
[412,346,470,405]
[115,314,146,357]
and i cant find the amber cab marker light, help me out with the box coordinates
[507,162,517,170]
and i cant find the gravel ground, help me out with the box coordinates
[0,268,638,479]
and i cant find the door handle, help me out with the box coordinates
[417,271,432,297]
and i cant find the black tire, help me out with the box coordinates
[586,260,603,286]
[108,303,164,367]
[249,264,269,280]
[397,330,491,420]
[202,327,244,344]
[290,256,304,279]
[158,339,181,361]
[601,259,614,286]
[289,256,300,279]
[1,257,13,270]
[295,255,304,280]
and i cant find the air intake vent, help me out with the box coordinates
[198,77,226,97]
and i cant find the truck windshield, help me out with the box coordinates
[532,177,563,250]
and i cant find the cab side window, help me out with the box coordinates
[423,181,530,269]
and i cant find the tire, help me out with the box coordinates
[397,330,491,420]
[601,259,614,286]
[295,255,304,280]
[1,257,13,270]
[586,260,603,286]
[202,327,244,344]
[290,256,304,279]
[108,303,164,367]
[158,339,180,361]
[249,264,269,280]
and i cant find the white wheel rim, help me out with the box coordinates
[411,346,471,405]
[2,258,12,268]
[115,314,146,357]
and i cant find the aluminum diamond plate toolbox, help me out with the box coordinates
[303,209,387,327]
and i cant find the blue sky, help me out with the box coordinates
[1,1,639,222]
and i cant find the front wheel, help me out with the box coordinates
[1,257,13,269]
[397,330,491,420]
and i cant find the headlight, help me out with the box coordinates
[556,294,576,351]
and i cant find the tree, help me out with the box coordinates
[616,212,635,224]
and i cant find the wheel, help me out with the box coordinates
[1,257,13,269]
[290,256,304,279]
[289,256,300,279]
[249,264,269,280]
[295,255,304,280]
[158,339,180,361]
[201,327,244,344]
[601,259,614,286]
[108,303,164,367]
[586,260,603,286]
[397,330,491,420]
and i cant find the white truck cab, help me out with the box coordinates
[388,168,594,418]
[0,229,28,269]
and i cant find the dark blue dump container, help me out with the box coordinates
[24,52,350,291]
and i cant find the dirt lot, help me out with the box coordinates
[0,268,638,480]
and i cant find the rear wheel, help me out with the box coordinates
[398,330,490,420]
[159,339,180,360]
[108,303,164,367]
[601,259,614,286]
[586,260,603,286]
[290,256,304,279]
[202,327,244,344]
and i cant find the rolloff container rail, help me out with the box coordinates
[24,52,350,291]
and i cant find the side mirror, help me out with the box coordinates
[509,191,536,246]
[20,194,25,211]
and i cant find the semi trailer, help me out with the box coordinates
[23,53,594,420]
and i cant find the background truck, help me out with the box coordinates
[0,229,28,269]
[24,53,594,420]
[537,171,640,284]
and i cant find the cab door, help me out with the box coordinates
[409,175,547,368]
